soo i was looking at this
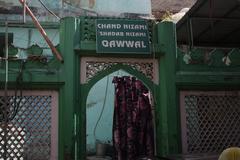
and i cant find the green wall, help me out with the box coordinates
[1,16,239,160]
[73,18,181,158]
[157,22,179,155]
[0,20,76,160]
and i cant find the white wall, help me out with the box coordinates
[95,0,151,15]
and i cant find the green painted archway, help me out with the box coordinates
[77,63,158,159]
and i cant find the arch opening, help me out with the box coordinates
[85,69,156,159]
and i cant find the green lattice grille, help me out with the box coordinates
[0,93,52,160]
[181,91,240,154]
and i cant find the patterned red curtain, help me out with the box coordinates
[112,76,154,160]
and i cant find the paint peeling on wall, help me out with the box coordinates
[0,0,62,22]
[89,0,95,9]
[64,0,96,9]
[64,0,80,7]
[0,0,152,21]
[0,0,21,6]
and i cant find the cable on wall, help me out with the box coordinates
[93,75,110,143]
[9,61,25,121]
[38,0,61,20]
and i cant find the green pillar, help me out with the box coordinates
[157,21,180,156]
[59,17,80,160]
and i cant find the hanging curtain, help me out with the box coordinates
[112,76,154,160]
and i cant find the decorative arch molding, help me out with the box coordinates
[80,57,159,85]
[85,63,155,95]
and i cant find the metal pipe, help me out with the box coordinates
[187,19,194,50]
[18,0,64,63]
[23,0,26,23]
[189,18,194,49]
[3,20,9,160]
[5,22,8,84]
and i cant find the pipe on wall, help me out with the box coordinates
[18,0,64,63]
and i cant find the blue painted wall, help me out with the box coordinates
[86,70,130,154]
[0,27,59,58]
[0,27,59,48]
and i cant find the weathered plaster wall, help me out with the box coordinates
[0,0,151,21]
[0,0,61,9]
[0,25,59,59]
[0,0,61,22]
[0,0,197,20]
[95,0,151,15]
[0,27,59,48]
